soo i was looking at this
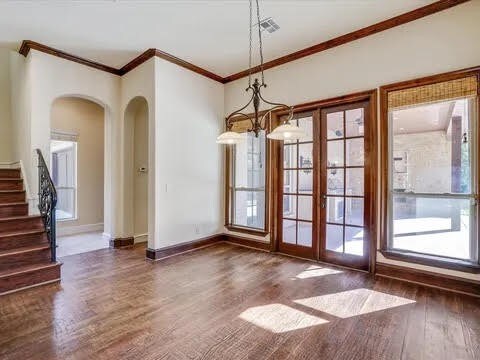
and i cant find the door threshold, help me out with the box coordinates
[274,251,370,274]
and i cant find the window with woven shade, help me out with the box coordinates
[384,73,479,267]
[226,119,267,232]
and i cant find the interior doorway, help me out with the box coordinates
[50,97,108,257]
[124,97,149,244]
[274,93,376,271]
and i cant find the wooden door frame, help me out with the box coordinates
[270,89,378,272]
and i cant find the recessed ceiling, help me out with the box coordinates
[0,0,438,76]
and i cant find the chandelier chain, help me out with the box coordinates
[255,0,265,85]
[248,0,253,88]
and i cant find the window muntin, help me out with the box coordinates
[281,115,314,248]
[230,130,266,230]
[388,97,478,262]
[51,140,77,221]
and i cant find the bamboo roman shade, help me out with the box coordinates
[388,75,478,109]
[230,119,253,133]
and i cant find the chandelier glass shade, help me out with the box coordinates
[216,0,305,145]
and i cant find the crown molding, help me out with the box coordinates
[19,40,121,75]
[18,0,470,84]
[223,0,471,83]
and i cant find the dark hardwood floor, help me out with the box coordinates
[0,243,479,359]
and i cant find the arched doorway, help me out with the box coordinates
[124,97,149,244]
[50,96,108,256]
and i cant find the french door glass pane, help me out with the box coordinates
[298,117,313,142]
[327,169,344,195]
[283,145,297,169]
[299,170,313,194]
[327,197,344,224]
[284,170,297,193]
[299,143,313,168]
[327,112,344,139]
[327,140,344,167]
[345,197,364,226]
[346,108,364,137]
[326,224,343,252]
[346,138,364,166]
[297,196,312,221]
[392,195,472,260]
[283,195,297,218]
[345,226,364,256]
[346,168,363,196]
[283,220,297,244]
[298,222,312,247]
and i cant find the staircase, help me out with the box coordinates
[0,167,61,295]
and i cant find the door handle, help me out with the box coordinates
[321,194,327,208]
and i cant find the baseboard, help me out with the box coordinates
[57,223,104,236]
[375,263,480,297]
[134,233,148,243]
[0,161,20,169]
[109,237,134,248]
[146,234,223,260]
[224,234,271,252]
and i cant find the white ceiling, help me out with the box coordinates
[0,0,437,76]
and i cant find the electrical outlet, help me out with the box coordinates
[195,225,200,235]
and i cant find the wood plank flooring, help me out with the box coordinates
[0,243,479,359]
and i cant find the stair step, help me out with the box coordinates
[0,245,51,271]
[0,190,26,204]
[0,261,61,295]
[0,169,21,179]
[0,202,28,218]
[0,230,48,251]
[0,215,43,235]
[0,178,23,191]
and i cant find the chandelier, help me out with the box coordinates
[216,0,305,144]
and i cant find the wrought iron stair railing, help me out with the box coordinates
[36,149,57,262]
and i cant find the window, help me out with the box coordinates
[51,139,77,221]
[227,129,266,231]
[382,73,479,269]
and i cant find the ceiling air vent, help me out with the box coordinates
[259,17,280,33]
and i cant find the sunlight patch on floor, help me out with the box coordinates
[239,303,328,333]
[294,288,415,318]
[295,265,343,279]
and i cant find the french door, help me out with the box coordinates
[319,101,371,270]
[276,98,374,271]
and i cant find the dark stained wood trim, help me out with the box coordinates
[225,225,269,237]
[379,66,480,270]
[118,48,156,75]
[270,89,378,271]
[375,263,480,297]
[153,49,225,83]
[19,40,121,75]
[224,111,271,236]
[146,234,223,260]
[224,234,271,252]
[223,0,471,83]
[109,237,134,248]
[381,250,480,274]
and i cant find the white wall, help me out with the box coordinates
[154,57,224,249]
[25,50,121,238]
[0,49,12,162]
[10,51,33,208]
[224,0,480,280]
[120,58,156,247]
